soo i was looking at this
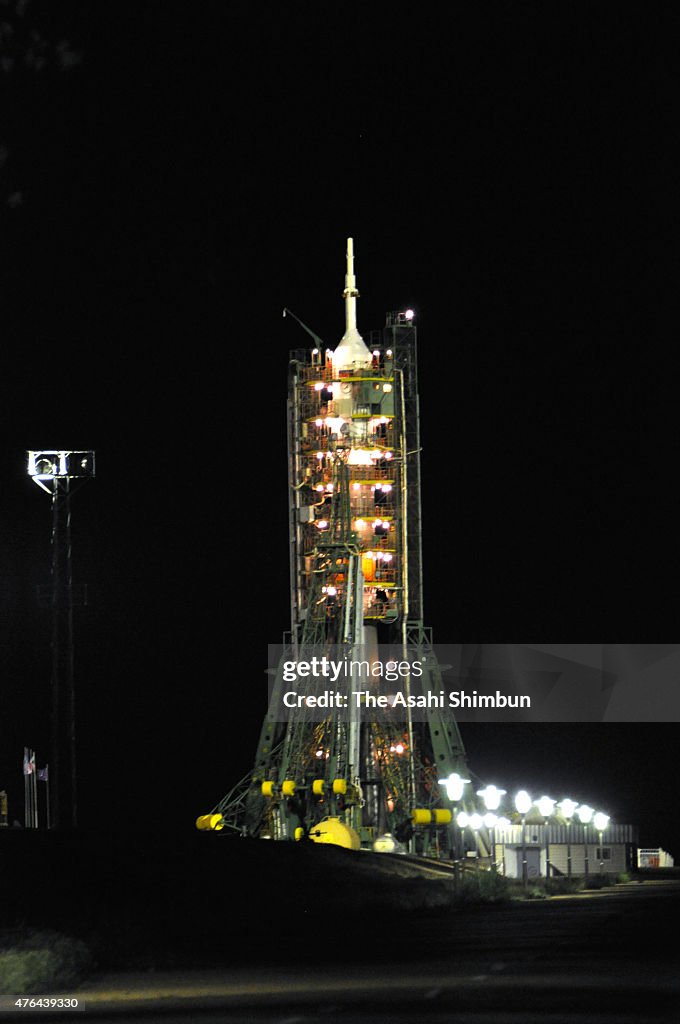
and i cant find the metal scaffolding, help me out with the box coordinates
[28,450,94,830]
[202,242,480,859]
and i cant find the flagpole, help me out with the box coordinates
[44,765,51,830]
[29,749,35,828]
[32,753,38,828]
[30,750,35,828]
[24,746,31,828]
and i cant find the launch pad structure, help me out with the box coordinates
[200,239,485,860]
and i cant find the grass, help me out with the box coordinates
[453,869,512,904]
[0,930,93,995]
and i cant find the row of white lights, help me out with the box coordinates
[311,347,399,358]
[439,774,610,833]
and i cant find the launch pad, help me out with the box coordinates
[198,240,484,860]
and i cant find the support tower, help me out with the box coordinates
[202,240,473,857]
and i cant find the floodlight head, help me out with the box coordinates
[439,772,470,803]
[483,813,498,829]
[537,796,556,818]
[593,812,610,832]
[577,804,594,825]
[515,790,533,816]
[558,798,578,821]
[27,451,95,493]
[478,785,506,811]
[456,811,469,828]
[386,310,417,327]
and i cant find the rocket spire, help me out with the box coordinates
[333,237,372,370]
[344,236,359,335]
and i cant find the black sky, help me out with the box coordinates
[1,3,678,852]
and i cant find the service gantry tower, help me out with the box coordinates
[201,239,475,857]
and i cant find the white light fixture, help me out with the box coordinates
[558,798,578,821]
[593,812,610,833]
[27,450,95,495]
[577,804,594,825]
[439,772,470,803]
[515,790,532,816]
[537,796,556,818]
[478,785,506,811]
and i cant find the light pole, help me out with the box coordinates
[469,813,483,863]
[456,811,470,864]
[594,812,610,874]
[577,804,594,879]
[515,790,533,887]
[27,450,95,830]
[558,798,578,878]
[496,817,511,875]
[537,796,556,879]
[439,772,470,861]
[483,813,499,871]
[478,785,506,871]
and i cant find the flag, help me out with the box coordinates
[37,766,48,782]
[23,748,34,775]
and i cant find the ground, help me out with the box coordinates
[1,831,679,1022]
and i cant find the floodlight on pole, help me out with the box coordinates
[456,809,470,859]
[537,797,556,878]
[594,812,610,874]
[577,805,595,878]
[439,772,470,861]
[27,449,95,831]
[558,798,578,877]
[515,791,533,887]
[463,813,483,866]
[483,812,501,869]
[496,816,511,875]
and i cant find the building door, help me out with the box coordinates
[526,847,541,879]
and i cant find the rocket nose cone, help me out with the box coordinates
[333,328,372,370]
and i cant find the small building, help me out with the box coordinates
[492,823,638,879]
[638,847,675,869]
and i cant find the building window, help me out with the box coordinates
[596,848,612,861]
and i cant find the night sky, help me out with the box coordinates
[1,4,678,853]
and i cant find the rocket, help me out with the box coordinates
[332,237,373,372]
